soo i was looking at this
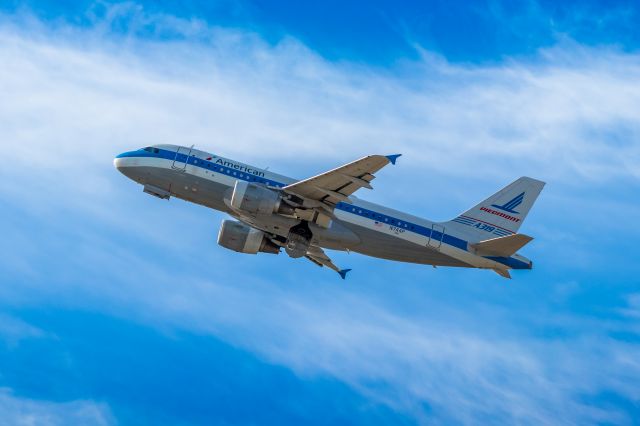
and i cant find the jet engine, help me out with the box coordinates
[217,220,280,254]
[229,181,295,216]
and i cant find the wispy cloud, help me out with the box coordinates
[0,314,48,347]
[1,4,640,424]
[621,293,640,320]
[0,388,114,426]
[112,274,640,424]
[4,224,637,424]
[2,4,640,185]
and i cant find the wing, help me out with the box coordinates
[282,154,401,206]
[305,246,351,279]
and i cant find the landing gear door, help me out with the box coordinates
[171,145,194,172]
[428,224,445,249]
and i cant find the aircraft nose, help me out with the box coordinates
[113,153,127,172]
[113,151,138,177]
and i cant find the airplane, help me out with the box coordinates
[114,145,545,279]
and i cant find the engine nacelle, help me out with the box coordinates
[230,181,294,216]
[217,220,280,255]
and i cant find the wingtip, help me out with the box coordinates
[493,268,512,279]
[338,269,352,279]
[385,154,402,165]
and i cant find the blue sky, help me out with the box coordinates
[1,1,640,424]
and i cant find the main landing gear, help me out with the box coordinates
[285,221,312,258]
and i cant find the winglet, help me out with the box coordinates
[385,154,402,165]
[338,269,352,280]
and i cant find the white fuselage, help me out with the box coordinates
[114,145,532,272]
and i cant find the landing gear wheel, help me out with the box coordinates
[285,221,312,258]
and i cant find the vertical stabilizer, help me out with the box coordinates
[447,177,545,241]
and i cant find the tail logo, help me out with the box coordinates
[491,192,524,214]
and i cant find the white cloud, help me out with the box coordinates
[1,5,640,188]
[621,293,640,320]
[19,242,629,425]
[126,275,639,425]
[7,223,633,424]
[0,388,114,426]
[1,5,640,425]
[0,314,48,347]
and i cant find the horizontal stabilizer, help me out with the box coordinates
[470,234,533,257]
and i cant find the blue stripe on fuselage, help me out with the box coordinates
[485,256,532,270]
[120,148,531,270]
[117,149,286,187]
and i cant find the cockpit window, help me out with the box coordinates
[153,148,160,153]
[143,147,153,152]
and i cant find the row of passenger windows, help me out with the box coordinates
[199,161,282,187]
[142,148,279,186]
[145,148,411,230]
[143,148,409,228]
[345,206,416,231]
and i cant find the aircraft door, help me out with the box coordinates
[171,145,194,172]
[428,224,445,249]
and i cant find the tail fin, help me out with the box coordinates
[447,177,545,241]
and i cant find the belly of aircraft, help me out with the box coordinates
[124,165,230,211]
[339,222,469,267]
